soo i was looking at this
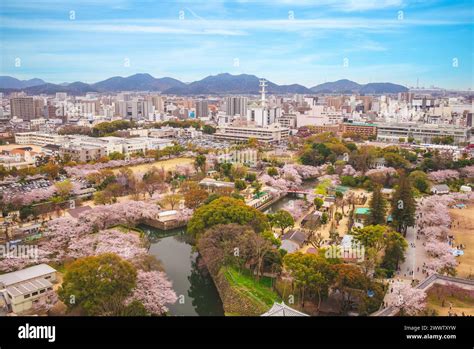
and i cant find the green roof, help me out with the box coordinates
[335,185,349,193]
[355,207,371,215]
[344,122,377,127]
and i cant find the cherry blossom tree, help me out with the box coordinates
[341,164,357,176]
[281,199,311,220]
[459,165,474,179]
[31,290,58,313]
[385,281,427,315]
[428,169,460,183]
[365,167,397,178]
[65,158,153,178]
[125,270,177,315]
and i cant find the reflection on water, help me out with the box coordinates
[139,225,224,316]
[264,178,317,214]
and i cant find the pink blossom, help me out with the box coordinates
[365,167,397,177]
[126,270,177,315]
[341,164,357,176]
[459,165,474,179]
[281,199,311,220]
[428,169,460,183]
[65,158,154,178]
[385,281,427,315]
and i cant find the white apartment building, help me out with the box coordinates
[15,132,66,146]
[214,123,289,144]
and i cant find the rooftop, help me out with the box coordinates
[0,264,56,287]
[355,207,371,215]
[261,302,309,317]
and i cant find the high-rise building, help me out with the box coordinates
[196,100,209,118]
[150,95,164,113]
[10,97,35,120]
[225,96,248,117]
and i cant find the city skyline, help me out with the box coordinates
[0,0,473,89]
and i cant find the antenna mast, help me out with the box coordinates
[259,79,267,108]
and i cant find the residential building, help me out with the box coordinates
[225,96,248,117]
[10,97,35,121]
[214,123,289,144]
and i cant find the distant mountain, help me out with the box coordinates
[0,74,408,95]
[310,79,362,93]
[310,79,407,94]
[360,82,408,94]
[92,73,186,92]
[163,73,313,95]
[0,76,46,89]
[24,82,98,95]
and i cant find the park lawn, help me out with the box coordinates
[223,266,280,309]
[450,206,474,278]
[113,157,194,175]
[426,285,474,316]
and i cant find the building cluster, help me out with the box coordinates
[0,82,472,154]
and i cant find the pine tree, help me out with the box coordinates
[391,174,416,236]
[368,184,387,225]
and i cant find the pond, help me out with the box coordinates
[138,225,225,316]
[264,178,317,214]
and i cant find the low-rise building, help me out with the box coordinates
[214,123,289,144]
[376,123,470,144]
[0,264,57,314]
[431,184,450,195]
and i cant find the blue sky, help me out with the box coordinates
[0,0,473,89]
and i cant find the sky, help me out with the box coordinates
[0,0,473,89]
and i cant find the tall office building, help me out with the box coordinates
[10,97,35,120]
[196,100,209,118]
[225,96,248,117]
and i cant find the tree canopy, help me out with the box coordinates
[187,196,269,238]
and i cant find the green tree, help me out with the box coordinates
[391,174,416,235]
[283,252,334,310]
[267,167,279,177]
[368,184,387,225]
[234,179,247,191]
[313,197,324,210]
[109,151,125,160]
[409,170,430,193]
[194,154,207,172]
[54,180,74,199]
[187,197,269,238]
[59,254,137,315]
[252,180,263,196]
[269,210,294,234]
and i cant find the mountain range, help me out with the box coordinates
[0,73,408,95]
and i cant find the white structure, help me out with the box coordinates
[431,184,450,195]
[15,132,65,146]
[261,302,309,316]
[0,264,57,314]
[214,123,289,144]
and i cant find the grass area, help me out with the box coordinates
[223,266,280,308]
[113,157,194,175]
[426,284,474,316]
[450,206,474,278]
